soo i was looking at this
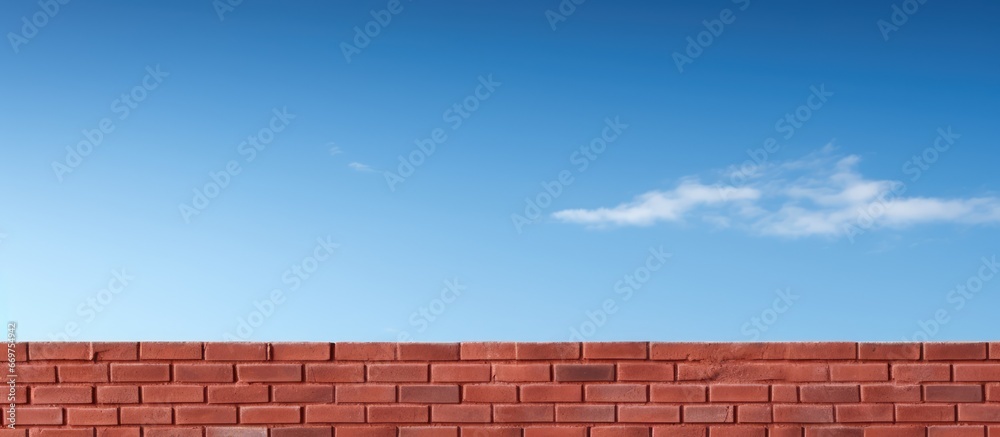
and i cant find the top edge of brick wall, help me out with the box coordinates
[18,342,1000,361]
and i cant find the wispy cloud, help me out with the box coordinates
[328,142,342,156]
[348,162,374,172]
[553,146,1000,238]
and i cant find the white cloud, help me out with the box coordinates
[553,147,1000,238]
[348,162,374,172]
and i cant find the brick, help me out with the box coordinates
[96,428,140,437]
[174,405,238,424]
[925,384,984,402]
[862,426,926,437]
[804,427,862,437]
[495,363,550,382]
[431,363,491,382]
[800,385,860,403]
[769,426,802,437]
[959,405,1000,422]
[208,384,269,403]
[335,427,397,437]
[305,363,364,382]
[592,427,651,437]
[830,364,889,382]
[204,342,267,361]
[774,405,834,423]
[585,384,647,402]
[58,364,109,383]
[652,343,855,361]
[896,404,956,422]
[175,363,234,382]
[12,364,56,383]
[619,405,681,423]
[652,384,707,402]
[120,406,172,424]
[679,363,828,382]
[556,405,615,422]
[29,342,92,360]
[517,343,581,360]
[206,428,268,437]
[457,428,520,437]
[368,363,428,382]
[4,406,62,425]
[989,384,1000,401]
[109,363,169,382]
[584,342,648,359]
[236,363,302,382]
[708,426,766,437]
[464,385,517,403]
[709,384,769,402]
[893,363,951,382]
[304,405,365,423]
[142,385,205,403]
[399,427,459,437]
[271,342,331,361]
[335,342,396,361]
[835,404,894,422]
[955,364,1000,381]
[523,427,586,437]
[553,364,614,382]
[859,343,921,360]
[270,428,333,437]
[461,342,516,360]
[143,428,202,437]
[992,343,1000,359]
[26,431,94,437]
[619,363,675,382]
[928,426,986,437]
[66,407,118,425]
[32,386,92,404]
[400,385,460,403]
[273,384,334,403]
[494,404,554,422]
[240,405,301,423]
[861,385,920,403]
[683,405,734,423]
[652,426,708,437]
[92,342,138,360]
[521,384,582,402]
[925,343,988,360]
[336,384,397,403]
[431,405,491,422]
[737,405,772,423]
[772,385,798,402]
[398,343,460,361]
[140,342,203,360]
[368,405,430,423]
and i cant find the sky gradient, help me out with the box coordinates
[2,0,999,342]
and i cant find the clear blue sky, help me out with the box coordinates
[2,0,998,342]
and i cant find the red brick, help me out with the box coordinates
[553,364,614,382]
[240,405,301,423]
[592,426,651,437]
[91,342,138,360]
[58,364,109,383]
[140,342,203,360]
[769,426,802,437]
[803,427,862,437]
[896,404,956,422]
[271,342,331,361]
[861,385,921,403]
[859,343,921,360]
[457,428,520,437]
[652,426,708,437]
[495,364,550,382]
[335,342,396,361]
[709,384,769,402]
[431,405,491,422]
[335,427,397,437]
[494,404,554,422]
[304,405,365,423]
[273,384,334,403]
[862,426,926,437]
[517,343,581,360]
[27,431,94,437]
[66,407,117,425]
[120,406,172,424]
[835,404,894,422]
[109,363,169,382]
[368,363,428,382]
[523,427,587,437]
[772,385,798,402]
[399,427,459,437]
[893,363,951,382]
[207,384,269,403]
[4,406,62,425]
[464,385,517,403]
[831,364,889,382]
[652,384,707,402]
[925,384,984,402]
[521,384,582,402]
[679,363,828,382]
[204,342,267,361]
[737,405,772,423]
[32,386,92,404]
[236,363,302,382]
[652,343,855,361]
[400,385,460,403]
[174,405,238,424]
[96,428,140,437]
[141,385,205,403]
[925,343,988,360]
[398,343,460,361]
[928,426,985,437]
[368,405,430,423]
[583,342,648,359]
[174,363,234,382]
[959,405,1000,422]
[683,405,734,423]
[800,385,860,403]
[336,384,397,403]
[431,363,491,382]
[619,405,681,423]
[618,363,675,382]
[955,364,1000,381]
[270,427,333,437]
[29,342,92,360]
[205,428,267,437]
[709,426,766,437]
[586,384,647,402]
[305,363,364,382]
[992,343,1000,359]
[989,384,1000,401]
[461,342,516,360]
[774,405,834,423]
[556,405,615,422]
[143,428,202,437]
[12,364,56,382]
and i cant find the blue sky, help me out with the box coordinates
[2,0,998,342]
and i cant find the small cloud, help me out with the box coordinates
[328,143,342,156]
[348,162,374,172]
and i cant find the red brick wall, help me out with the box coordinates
[5,342,1000,437]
